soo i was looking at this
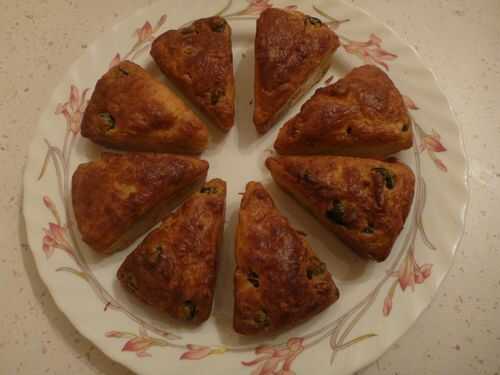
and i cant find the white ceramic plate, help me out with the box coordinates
[23,1,469,374]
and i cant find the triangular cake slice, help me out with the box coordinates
[72,152,209,254]
[151,17,235,131]
[81,60,209,154]
[253,8,340,134]
[274,65,413,157]
[266,156,415,261]
[117,179,226,323]
[234,182,339,335]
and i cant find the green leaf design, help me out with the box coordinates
[215,0,233,17]
[151,338,170,347]
[334,333,377,351]
[56,266,90,282]
[38,148,51,180]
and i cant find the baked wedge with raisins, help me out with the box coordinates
[117,179,226,323]
[233,182,339,335]
[274,65,413,157]
[266,156,415,261]
[151,17,235,131]
[254,8,340,133]
[81,60,209,154]
[72,152,209,254]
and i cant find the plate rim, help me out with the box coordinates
[22,0,471,374]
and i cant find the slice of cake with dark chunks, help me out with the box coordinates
[72,152,209,254]
[253,8,340,134]
[266,156,415,262]
[117,179,226,324]
[274,65,413,157]
[233,182,339,335]
[81,60,209,154]
[151,16,235,131]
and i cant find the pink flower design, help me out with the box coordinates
[402,95,419,110]
[43,195,61,225]
[383,292,393,316]
[42,223,71,258]
[415,263,432,284]
[55,85,89,134]
[397,252,432,291]
[242,337,304,375]
[106,327,170,358]
[180,344,226,360]
[43,195,54,209]
[343,33,397,71]
[383,252,433,316]
[431,157,447,172]
[105,327,168,358]
[240,0,273,15]
[417,128,448,172]
[109,15,167,68]
[420,129,447,153]
[105,331,126,338]
[181,345,212,360]
[109,53,122,69]
[122,335,155,358]
[136,21,154,44]
[157,14,168,28]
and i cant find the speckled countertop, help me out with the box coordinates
[1,0,499,374]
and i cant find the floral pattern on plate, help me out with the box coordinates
[24,1,467,374]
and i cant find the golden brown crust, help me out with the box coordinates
[81,60,209,154]
[117,179,226,323]
[234,182,339,335]
[151,17,235,131]
[274,65,412,157]
[266,156,415,261]
[254,8,340,133]
[72,152,209,254]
